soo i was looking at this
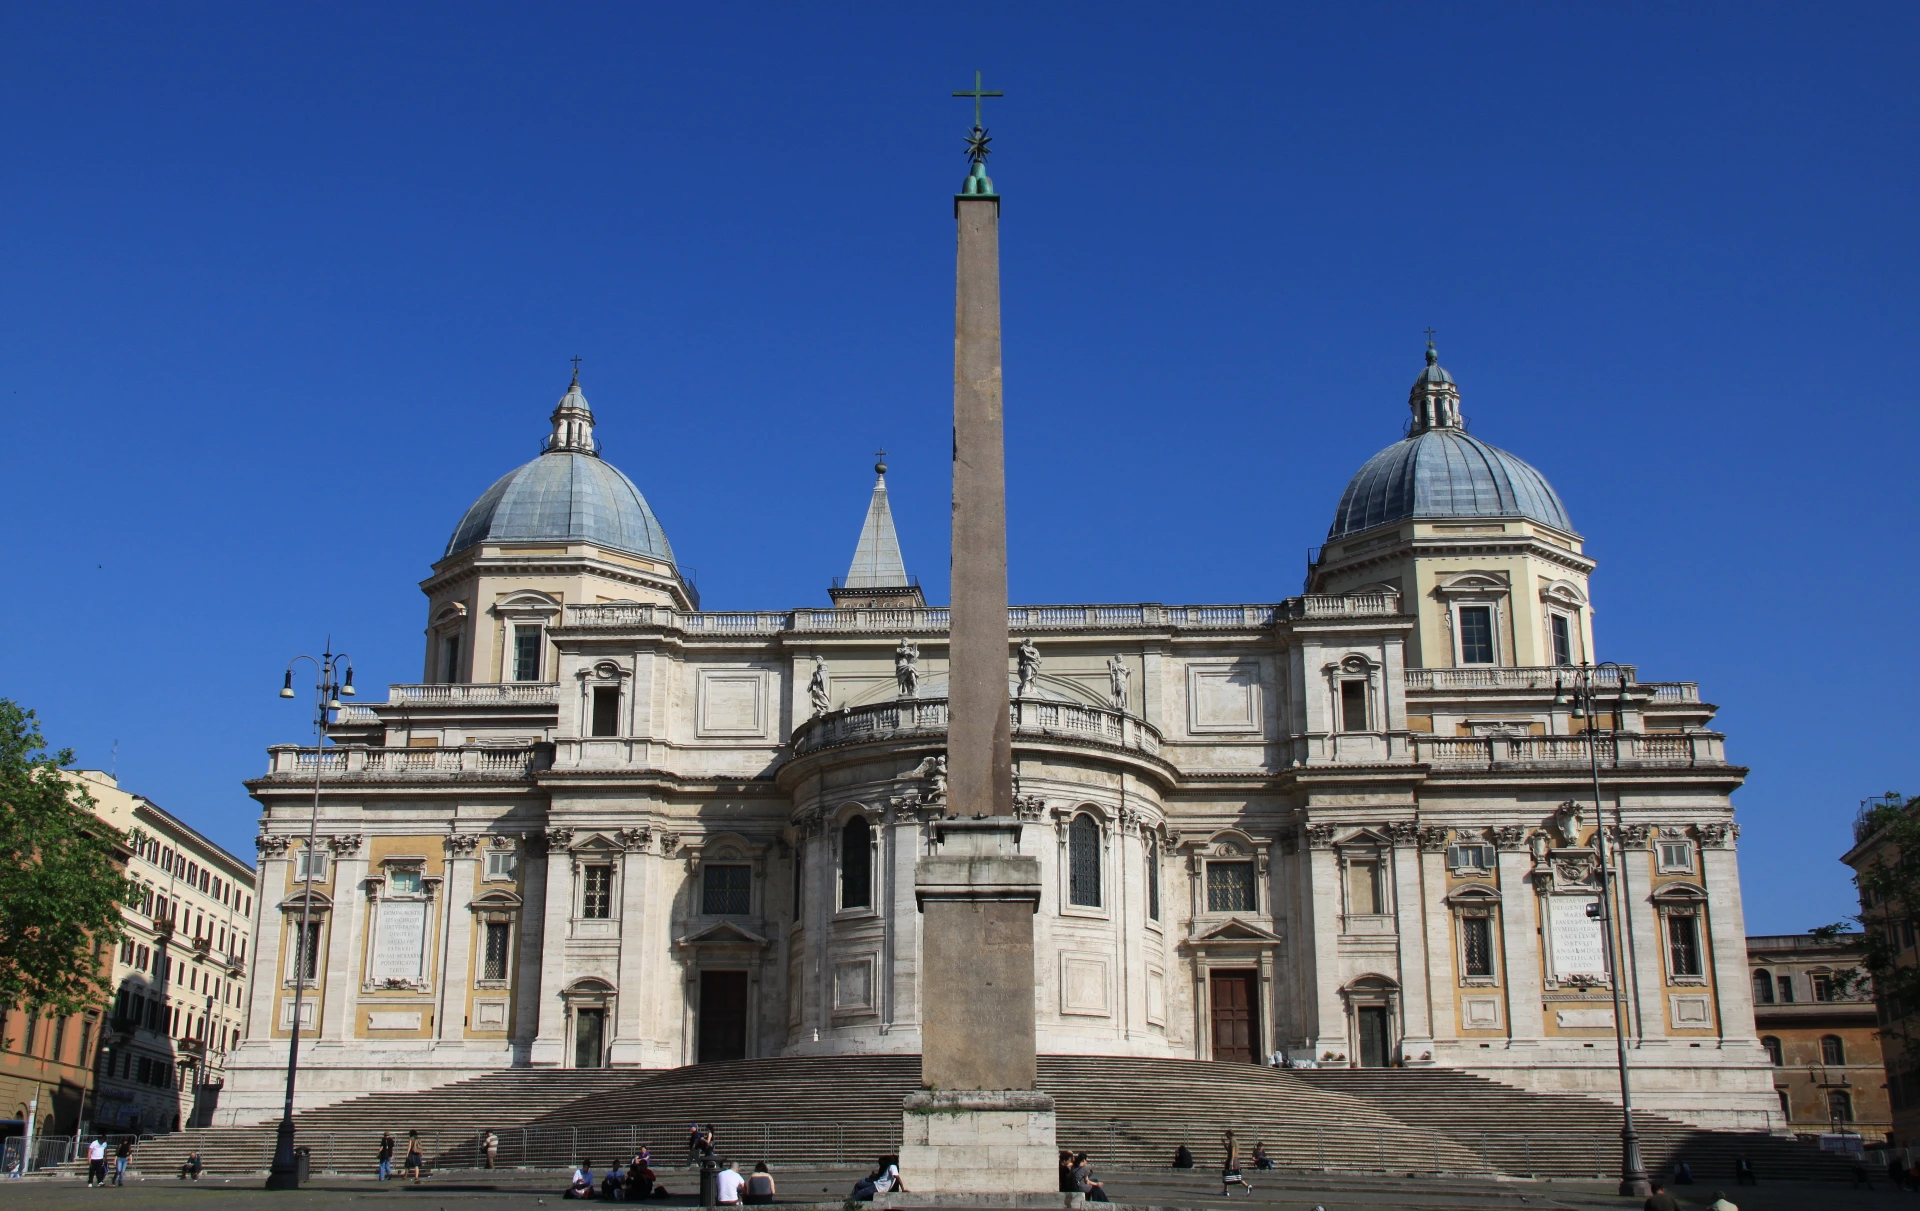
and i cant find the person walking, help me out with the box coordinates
[1219,1131,1253,1196]
[85,1137,107,1187]
[404,1131,425,1182]
[377,1132,395,1182]
[483,1131,499,1170]
[114,1137,133,1186]
[742,1161,776,1205]
[1733,1156,1757,1187]
[714,1160,745,1206]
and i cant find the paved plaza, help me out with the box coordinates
[4,1167,1899,1211]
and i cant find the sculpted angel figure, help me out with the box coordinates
[895,637,920,697]
[1016,637,1040,698]
[1107,654,1131,709]
[910,754,948,800]
[807,654,832,717]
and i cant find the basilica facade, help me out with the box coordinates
[228,349,1774,1127]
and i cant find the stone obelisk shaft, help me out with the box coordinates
[947,193,1015,823]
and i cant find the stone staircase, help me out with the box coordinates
[84,1055,1856,1184]
[1290,1067,1854,1182]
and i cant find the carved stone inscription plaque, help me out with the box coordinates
[1546,895,1607,980]
[374,901,427,980]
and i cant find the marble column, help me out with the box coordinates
[1306,833,1348,1056]
[435,836,479,1044]
[1495,838,1545,1043]
[319,841,366,1043]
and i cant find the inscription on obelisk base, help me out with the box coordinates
[896,76,1063,1201]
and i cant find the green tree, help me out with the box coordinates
[0,700,141,1018]
[1835,792,1920,1065]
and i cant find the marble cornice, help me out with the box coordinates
[1314,531,1596,588]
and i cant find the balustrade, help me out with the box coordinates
[266,744,542,778]
[1413,732,1724,768]
[562,596,1401,635]
[387,683,560,706]
[792,696,1162,758]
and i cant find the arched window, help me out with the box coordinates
[1829,1089,1854,1123]
[1822,1034,1846,1066]
[1761,1035,1783,1066]
[1752,969,1775,1004]
[840,817,872,910]
[1068,815,1102,908]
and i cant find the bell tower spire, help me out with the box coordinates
[1408,334,1464,433]
[544,361,598,455]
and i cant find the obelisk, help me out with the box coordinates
[900,73,1058,1199]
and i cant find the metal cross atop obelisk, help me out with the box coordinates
[900,72,1057,1198]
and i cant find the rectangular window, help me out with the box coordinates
[1551,613,1573,666]
[1206,861,1256,913]
[387,869,423,895]
[441,635,461,684]
[1146,837,1161,921]
[513,626,542,682]
[291,920,321,982]
[483,922,511,982]
[1347,859,1382,916]
[1668,912,1703,977]
[1458,606,1495,664]
[1462,914,1495,977]
[1446,843,1495,872]
[294,848,329,881]
[1339,680,1369,732]
[1778,974,1795,1002]
[485,850,518,880]
[1658,841,1693,872]
[1813,974,1834,1002]
[702,864,752,915]
[591,686,621,737]
[792,850,804,918]
[580,865,613,919]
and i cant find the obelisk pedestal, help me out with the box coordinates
[897,95,1062,1200]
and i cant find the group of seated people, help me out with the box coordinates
[565,1151,669,1200]
[1059,1151,1108,1201]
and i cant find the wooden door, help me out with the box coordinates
[1357,1006,1389,1068]
[573,1007,605,1068]
[1209,970,1260,1063]
[698,971,749,1063]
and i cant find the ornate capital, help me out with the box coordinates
[1614,823,1653,850]
[658,832,682,856]
[444,833,479,856]
[325,834,362,856]
[544,826,574,848]
[1384,821,1419,847]
[616,826,653,852]
[1491,825,1529,851]
[1416,825,1450,853]
[1305,822,1336,850]
[1696,821,1736,849]
[1013,796,1047,823]
[256,834,289,857]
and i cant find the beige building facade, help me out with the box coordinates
[1747,931,1884,1140]
[224,351,1776,1129]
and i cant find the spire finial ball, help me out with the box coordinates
[874,447,888,476]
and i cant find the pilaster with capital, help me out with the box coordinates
[530,827,576,1065]
[249,836,291,1045]
[435,833,481,1044]
[1696,820,1756,1046]
[1385,820,1433,1055]
[608,825,653,1064]
[320,838,368,1043]
[1494,839,1545,1042]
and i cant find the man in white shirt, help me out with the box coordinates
[714,1160,745,1206]
[85,1138,107,1187]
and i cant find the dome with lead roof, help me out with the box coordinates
[444,374,677,564]
[1326,342,1573,542]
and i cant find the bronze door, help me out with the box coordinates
[1357,1006,1390,1067]
[1209,969,1259,1063]
[698,970,749,1063]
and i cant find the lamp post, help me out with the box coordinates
[264,645,353,1190]
[1555,661,1649,1198]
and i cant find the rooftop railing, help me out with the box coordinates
[1414,732,1724,768]
[793,695,1163,759]
[265,744,545,779]
[1405,667,1701,703]
[386,682,561,706]
[563,596,1400,635]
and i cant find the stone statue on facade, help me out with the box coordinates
[1107,654,1130,710]
[808,654,832,717]
[909,753,948,801]
[895,637,920,698]
[1016,637,1040,698]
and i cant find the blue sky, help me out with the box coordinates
[2,4,1913,934]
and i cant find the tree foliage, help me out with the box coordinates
[1838,791,1920,1060]
[0,700,141,1017]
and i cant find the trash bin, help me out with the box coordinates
[293,1147,311,1184]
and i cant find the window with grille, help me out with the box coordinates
[1752,969,1775,1004]
[1658,841,1693,872]
[1462,914,1494,977]
[1551,613,1573,666]
[581,865,613,919]
[1458,606,1495,665]
[1206,862,1255,913]
[703,864,751,915]
[591,686,621,737]
[1339,680,1369,732]
[1822,1034,1845,1065]
[1667,912,1703,977]
[291,920,322,982]
[1068,815,1102,908]
[1762,1035,1783,1066]
[1145,836,1160,921]
[840,817,872,910]
[294,848,329,881]
[483,922,511,982]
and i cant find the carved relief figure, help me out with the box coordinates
[895,637,920,698]
[910,753,948,800]
[1551,800,1585,848]
[1107,654,1130,710]
[1016,637,1040,698]
[807,654,832,717]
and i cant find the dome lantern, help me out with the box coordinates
[1409,337,1464,434]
